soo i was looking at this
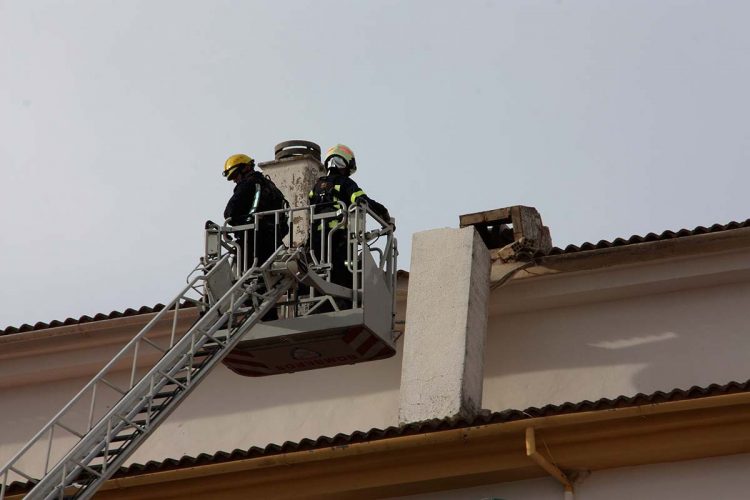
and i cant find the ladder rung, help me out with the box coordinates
[110,433,137,443]
[94,447,123,459]
[136,402,169,415]
[71,459,103,479]
[163,376,189,386]
[158,371,188,389]
[193,348,215,357]
[76,464,103,481]
[115,414,146,432]
[152,390,179,400]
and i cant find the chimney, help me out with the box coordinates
[398,205,550,423]
[399,226,490,423]
[259,140,325,247]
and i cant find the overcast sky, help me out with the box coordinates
[2,0,749,328]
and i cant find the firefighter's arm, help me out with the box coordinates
[363,197,390,224]
[224,182,254,224]
[344,179,391,225]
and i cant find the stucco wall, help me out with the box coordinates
[484,250,750,411]
[130,347,403,464]
[0,347,403,469]
[390,453,750,499]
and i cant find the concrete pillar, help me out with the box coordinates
[259,156,324,247]
[399,227,491,423]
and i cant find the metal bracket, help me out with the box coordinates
[525,427,574,496]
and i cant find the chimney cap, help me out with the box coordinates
[274,140,321,161]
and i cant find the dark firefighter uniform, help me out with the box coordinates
[224,170,287,274]
[309,172,390,291]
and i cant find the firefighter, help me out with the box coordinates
[309,144,391,301]
[223,153,288,320]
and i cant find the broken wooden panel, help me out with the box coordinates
[459,205,552,254]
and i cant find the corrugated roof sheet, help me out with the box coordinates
[548,218,750,255]
[3,218,749,338]
[0,304,173,337]
[6,379,750,495]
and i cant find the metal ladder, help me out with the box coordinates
[0,245,299,500]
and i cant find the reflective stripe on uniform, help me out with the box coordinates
[316,219,343,230]
[350,190,365,203]
[308,190,314,199]
[334,185,341,192]
[250,183,262,214]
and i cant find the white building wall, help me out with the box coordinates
[390,453,750,500]
[131,346,403,464]
[2,245,750,480]
[0,347,403,469]
[484,252,750,411]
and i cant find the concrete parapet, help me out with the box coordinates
[399,227,491,423]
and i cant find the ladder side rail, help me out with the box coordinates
[44,273,295,500]
[33,274,246,496]
[0,254,231,495]
[55,306,240,497]
[68,278,296,500]
[29,248,294,499]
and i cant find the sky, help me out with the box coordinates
[1,0,749,328]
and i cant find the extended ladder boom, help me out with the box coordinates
[1,200,397,500]
[0,247,298,500]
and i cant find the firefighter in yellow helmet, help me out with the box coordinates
[309,144,391,302]
[223,153,288,319]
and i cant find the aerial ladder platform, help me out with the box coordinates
[0,203,397,500]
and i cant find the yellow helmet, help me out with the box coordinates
[223,153,254,180]
[324,144,357,173]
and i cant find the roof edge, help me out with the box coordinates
[88,389,750,497]
[516,224,750,279]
